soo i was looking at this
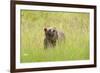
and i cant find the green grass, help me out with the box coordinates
[20,10,90,63]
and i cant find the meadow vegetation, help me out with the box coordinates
[20,10,90,63]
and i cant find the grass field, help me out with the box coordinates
[20,10,90,63]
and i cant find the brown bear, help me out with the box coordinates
[44,27,65,49]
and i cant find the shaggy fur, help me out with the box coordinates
[44,27,65,48]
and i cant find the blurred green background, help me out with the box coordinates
[20,10,90,63]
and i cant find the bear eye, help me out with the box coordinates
[53,30,55,32]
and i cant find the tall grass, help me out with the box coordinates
[20,10,90,63]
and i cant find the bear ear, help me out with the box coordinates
[44,28,47,32]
